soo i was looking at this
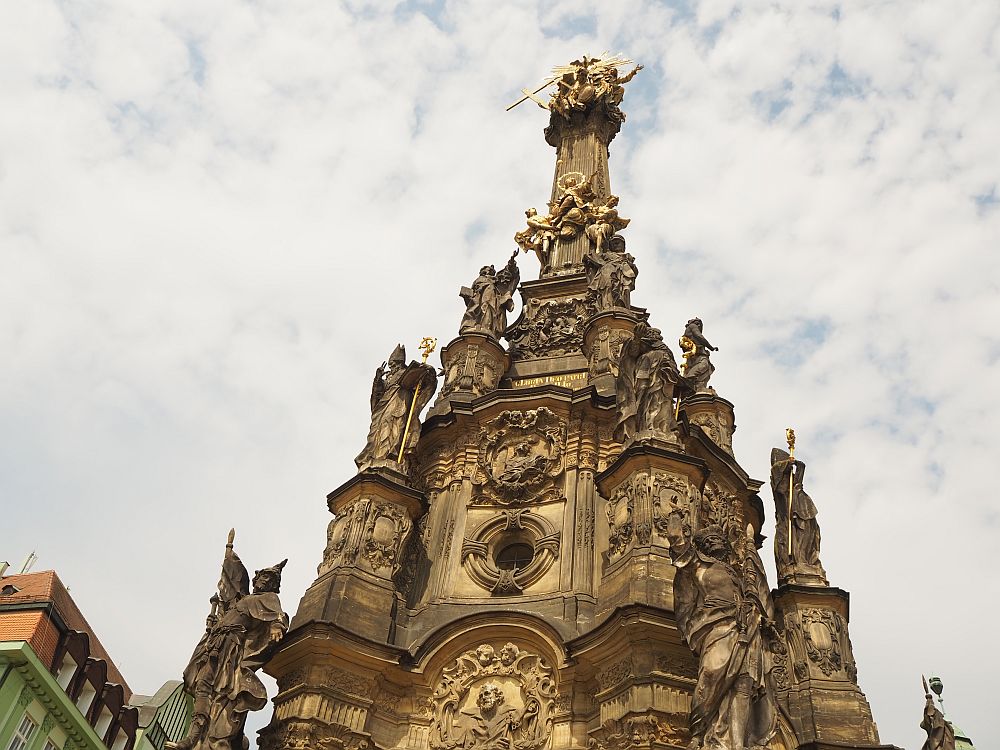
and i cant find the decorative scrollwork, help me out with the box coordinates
[429,643,556,750]
[474,409,565,505]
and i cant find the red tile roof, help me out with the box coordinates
[0,570,131,697]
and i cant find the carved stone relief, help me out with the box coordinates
[589,714,688,750]
[597,657,632,691]
[506,297,590,358]
[800,609,844,676]
[687,410,733,455]
[606,471,692,560]
[319,498,413,578]
[258,718,371,750]
[473,409,565,505]
[429,643,556,750]
[439,344,503,400]
[654,655,697,681]
[462,510,560,595]
[586,325,632,379]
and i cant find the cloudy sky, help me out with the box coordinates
[2,0,997,747]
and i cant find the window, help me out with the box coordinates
[6,714,37,750]
[495,543,534,571]
[43,741,59,750]
[56,653,78,690]
[76,681,96,716]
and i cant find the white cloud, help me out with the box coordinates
[1,1,996,748]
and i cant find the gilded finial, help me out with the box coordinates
[418,336,437,363]
[786,428,796,460]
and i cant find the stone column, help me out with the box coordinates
[293,471,425,642]
[595,441,706,617]
[427,332,509,417]
[680,392,736,456]
[773,585,885,748]
[582,310,637,396]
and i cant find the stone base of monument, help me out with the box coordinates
[294,471,424,642]
[774,585,889,749]
[594,440,707,617]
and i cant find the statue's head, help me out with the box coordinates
[388,344,406,369]
[480,265,496,277]
[686,317,703,330]
[476,683,506,713]
[252,559,287,593]
[693,525,730,561]
[609,234,626,254]
[475,644,495,666]
[525,208,537,218]
[499,643,519,666]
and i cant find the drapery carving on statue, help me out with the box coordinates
[460,253,520,340]
[462,510,560,595]
[356,344,437,474]
[614,322,681,446]
[584,235,637,310]
[474,408,565,505]
[769,448,828,586]
[586,325,632,379]
[505,297,589,359]
[664,513,783,750]
[589,714,688,750]
[429,643,556,750]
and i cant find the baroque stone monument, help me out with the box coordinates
[180,54,902,750]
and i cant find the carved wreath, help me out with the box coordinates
[462,510,560,595]
[429,642,556,750]
[474,408,565,505]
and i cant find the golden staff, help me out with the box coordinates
[786,428,796,558]
[396,337,438,464]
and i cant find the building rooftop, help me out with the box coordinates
[0,569,131,697]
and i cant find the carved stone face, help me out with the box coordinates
[476,644,496,666]
[476,683,505,712]
[499,643,518,666]
[252,570,279,594]
[695,527,729,560]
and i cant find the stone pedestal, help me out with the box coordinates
[428,333,509,416]
[294,471,425,642]
[679,392,735,456]
[595,441,707,617]
[582,310,637,396]
[773,585,885,748]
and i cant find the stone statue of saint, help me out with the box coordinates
[919,685,955,750]
[356,344,438,473]
[679,318,718,394]
[167,531,289,750]
[665,516,780,750]
[770,448,827,586]
[453,683,541,750]
[614,322,680,445]
[460,252,521,339]
[583,234,638,311]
